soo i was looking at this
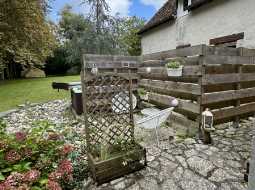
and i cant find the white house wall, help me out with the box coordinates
[141,0,255,55]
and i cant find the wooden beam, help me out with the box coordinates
[201,87,255,104]
[85,61,139,69]
[209,32,244,45]
[202,73,255,85]
[203,55,255,65]
[139,79,201,95]
[147,92,200,114]
[213,102,255,120]
[206,46,239,56]
[138,66,202,77]
[141,56,200,67]
[142,45,205,61]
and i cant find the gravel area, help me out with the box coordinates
[1,100,253,190]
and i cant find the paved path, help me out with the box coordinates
[87,121,253,190]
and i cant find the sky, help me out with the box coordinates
[48,0,167,23]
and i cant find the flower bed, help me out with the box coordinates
[0,119,87,190]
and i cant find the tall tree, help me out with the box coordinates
[118,16,146,56]
[0,0,56,78]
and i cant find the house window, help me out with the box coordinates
[183,0,189,11]
[177,0,191,18]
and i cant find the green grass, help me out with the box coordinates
[0,75,80,112]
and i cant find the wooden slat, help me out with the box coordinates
[213,102,255,120]
[85,61,139,69]
[203,55,255,65]
[142,45,204,61]
[202,73,255,85]
[138,66,202,77]
[139,79,201,95]
[147,92,200,114]
[206,46,239,56]
[141,57,200,67]
[84,54,140,62]
[201,87,255,104]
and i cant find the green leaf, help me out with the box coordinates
[39,178,48,185]
[31,186,42,190]
[1,168,12,173]
[0,172,5,181]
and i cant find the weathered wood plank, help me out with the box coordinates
[213,102,255,120]
[204,55,255,65]
[143,45,204,61]
[139,79,201,95]
[141,57,200,67]
[138,66,202,77]
[201,87,255,104]
[209,32,244,46]
[240,47,255,56]
[85,61,140,69]
[84,54,140,62]
[147,92,200,114]
[202,73,255,85]
[206,46,239,56]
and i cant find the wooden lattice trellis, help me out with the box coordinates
[83,73,135,154]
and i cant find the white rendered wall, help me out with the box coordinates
[141,0,255,55]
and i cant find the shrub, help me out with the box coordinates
[0,120,85,190]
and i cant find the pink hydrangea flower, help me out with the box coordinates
[58,159,73,176]
[4,150,21,163]
[23,170,40,183]
[60,144,74,156]
[48,171,62,181]
[15,132,27,142]
[47,180,62,190]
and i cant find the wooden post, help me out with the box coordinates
[199,45,211,144]
[233,65,242,128]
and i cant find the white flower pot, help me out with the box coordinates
[140,93,148,101]
[166,66,183,77]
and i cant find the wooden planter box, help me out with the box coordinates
[88,145,147,185]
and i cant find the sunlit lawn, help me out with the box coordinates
[0,75,80,112]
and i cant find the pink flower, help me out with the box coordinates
[58,160,73,176]
[57,159,73,182]
[60,144,74,156]
[48,171,62,181]
[15,132,27,142]
[23,170,40,183]
[21,148,33,158]
[47,180,62,190]
[4,150,21,163]
[0,182,12,190]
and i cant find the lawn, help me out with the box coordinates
[0,75,80,112]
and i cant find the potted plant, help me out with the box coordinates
[138,88,148,101]
[165,60,183,77]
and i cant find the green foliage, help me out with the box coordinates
[0,0,56,74]
[45,47,70,75]
[118,16,146,56]
[0,120,81,189]
[138,88,147,96]
[166,61,182,69]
